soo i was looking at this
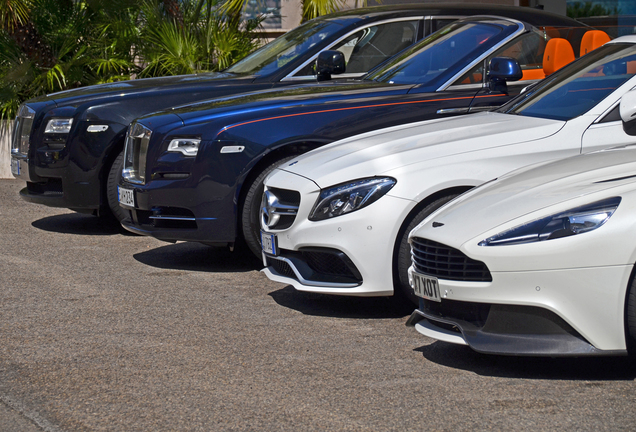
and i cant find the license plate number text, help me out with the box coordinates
[413,272,441,302]
[118,186,135,207]
[261,231,277,255]
[11,159,20,176]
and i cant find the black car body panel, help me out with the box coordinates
[117,14,589,250]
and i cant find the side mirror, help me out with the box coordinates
[487,57,523,93]
[316,50,346,82]
[620,90,636,136]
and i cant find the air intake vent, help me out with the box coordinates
[411,237,492,282]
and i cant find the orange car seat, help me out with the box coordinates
[543,38,575,76]
[580,30,611,56]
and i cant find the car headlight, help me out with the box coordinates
[478,197,621,246]
[167,138,201,156]
[309,177,396,221]
[44,118,73,134]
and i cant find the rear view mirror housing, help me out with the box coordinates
[487,57,523,93]
[316,50,346,82]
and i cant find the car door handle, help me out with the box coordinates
[436,108,470,115]
[468,106,500,113]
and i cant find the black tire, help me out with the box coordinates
[625,270,636,354]
[240,155,298,258]
[105,150,128,223]
[394,194,459,306]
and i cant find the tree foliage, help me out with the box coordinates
[221,0,346,23]
[0,0,262,120]
[567,1,621,18]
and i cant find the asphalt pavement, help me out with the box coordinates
[1,178,636,431]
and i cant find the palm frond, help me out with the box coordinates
[0,0,32,31]
[302,0,346,21]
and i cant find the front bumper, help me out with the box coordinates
[13,117,127,212]
[16,162,102,213]
[119,177,238,245]
[406,265,632,356]
[261,170,415,296]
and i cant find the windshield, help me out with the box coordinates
[226,20,343,76]
[501,43,636,121]
[367,21,506,85]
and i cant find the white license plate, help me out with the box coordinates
[10,159,20,176]
[412,272,441,302]
[118,186,135,207]
[261,231,277,255]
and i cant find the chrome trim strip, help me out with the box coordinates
[282,73,365,82]
[282,16,425,81]
[148,215,196,221]
[593,100,620,124]
[445,78,542,93]
[267,255,360,288]
[424,15,466,20]
[445,83,484,91]
[437,19,526,91]
[122,177,144,185]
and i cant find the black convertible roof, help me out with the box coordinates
[321,3,584,29]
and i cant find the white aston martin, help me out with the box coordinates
[260,36,636,304]
[406,89,636,356]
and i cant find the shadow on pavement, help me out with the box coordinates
[31,213,124,235]
[134,241,262,273]
[415,341,636,380]
[269,286,413,319]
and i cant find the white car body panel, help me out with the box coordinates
[408,146,636,354]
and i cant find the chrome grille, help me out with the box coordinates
[122,122,152,184]
[261,187,300,230]
[11,105,35,156]
[411,237,492,282]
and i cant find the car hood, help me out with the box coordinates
[280,112,564,188]
[420,145,636,243]
[167,80,406,125]
[36,72,247,106]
